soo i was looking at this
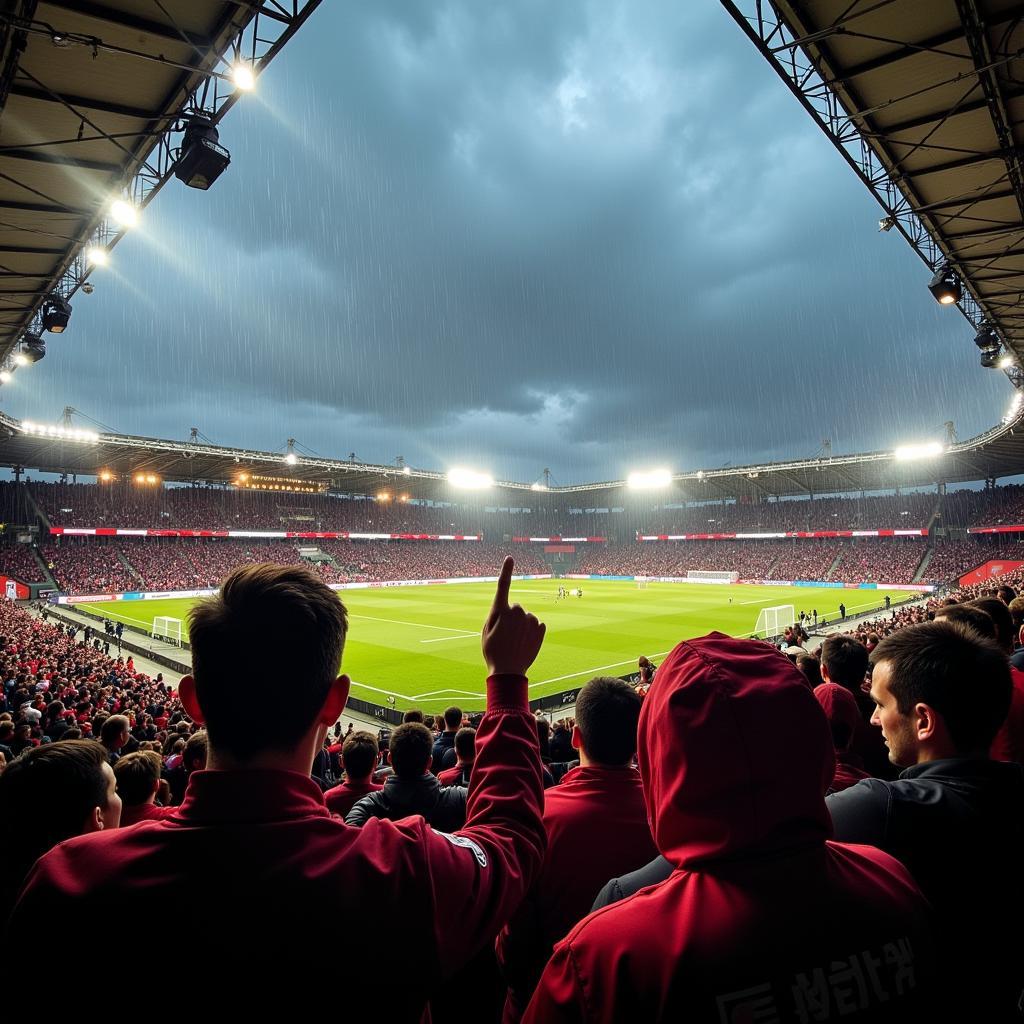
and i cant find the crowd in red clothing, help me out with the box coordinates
[0,555,1021,1016]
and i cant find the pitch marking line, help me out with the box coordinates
[419,633,477,644]
[349,613,477,633]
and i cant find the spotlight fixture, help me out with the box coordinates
[41,294,71,333]
[81,282,94,295]
[981,347,1002,369]
[974,324,999,350]
[174,116,231,191]
[109,198,138,228]
[878,215,896,232]
[21,333,45,363]
[928,265,961,305]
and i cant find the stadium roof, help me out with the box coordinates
[0,0,320,366]
[721,0,1024,387]
[0,406,1022,503]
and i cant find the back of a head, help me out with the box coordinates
[638,633,833,868]
[443,706,462,731]
[933,602,996,642]
[184,731,208,770]
[342,730,378,780]
[113,750,161,807]
[1008,595,1024,634]
[997,584,1017,605]
[0,740,109,872]
[454,726,476,762]
[100,714,128,747]
[819,635,869,694]
[188,564,348,760]
[535,717,550,758]
[796,654,823,690]
[813,682,859,753]
[870,619,1011,755]
[389,723,433,780]
[575,676,642,766]
[402,709,424,725]
[969,597,1013,653]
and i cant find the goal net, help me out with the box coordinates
[754,604,795,640]
[152,615,183,646]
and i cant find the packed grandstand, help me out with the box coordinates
[0,478,1022,595]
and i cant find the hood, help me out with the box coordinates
[814,682,860,754]
[638,632,834,868]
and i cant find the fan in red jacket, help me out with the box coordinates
[524,633,935,1023]
[498,676,657,1021]
[6,560,547,1015]
[814,682,871,793]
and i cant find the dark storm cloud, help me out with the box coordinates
[7,1,1009,482]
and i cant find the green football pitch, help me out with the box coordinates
[89,580,910,713]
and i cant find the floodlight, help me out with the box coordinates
[0,370,11,384]
[928,266,961,305]
[175,116,231,191]
[85,246,108,267]
[448,467,494,489]
[531,482,548,491]
[999,354,1015,370]
[21,333,45,362]
[402,465,412,475]
[231,62,256,91]
[974,324,999,350]
[981,347,1001,369]
[377,491,391,501]
[284,452,297,465]
[12,351,28,367]
[109,199,138,228]
[627,469,672,490]
[41,294,71,333]
[878,216,895,232]
[894,442,944,461]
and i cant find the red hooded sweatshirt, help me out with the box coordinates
[814,682,872,793]
[6,675,544,1012]
[497,763,657,1020]
[524,634,935,1023]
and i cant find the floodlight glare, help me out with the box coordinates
[284,452,298,465]
[174,116,231,191]
[21,332,45,363]
[999,354,1015,369]
[85,246,108,267]
[0,370,11,384]
[531,482,548,491]
[402,465,412,475]
[448,467,494,489]
[231,62,256,91]
[41,294,71,333]
[12,351,28,367]
[894,442,944,461]
[109,199,138,228]
[627,468,672,490]
[928,266,961,305]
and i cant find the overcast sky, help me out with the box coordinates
[5,1,1012,484]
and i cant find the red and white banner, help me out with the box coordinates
[511,536,606,543]
[958,560,1024,586]
[637,529,928,541]
[968,524,1024,535]
[49,528,481,541]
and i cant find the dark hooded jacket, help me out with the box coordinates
[525,633,935,1023]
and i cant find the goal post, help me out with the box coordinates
[152,615,184,647]
[754,604,795,640]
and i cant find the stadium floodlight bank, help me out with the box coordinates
[152,616,184,646]
[754,605,796,640]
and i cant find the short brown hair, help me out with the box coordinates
[188,564,348,759]
[113,750,162,806]
[341,731,378,780]
[819,635,869,693]
[933,602,996,640]
[100,714,129,747]
[575,677,641,766]
[871,620,1011,754]
[1007,596,1024,633]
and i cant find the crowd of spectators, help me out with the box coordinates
[0,544,44,584]
[0,559,1019,1015]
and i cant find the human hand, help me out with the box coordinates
[482,557,546,677]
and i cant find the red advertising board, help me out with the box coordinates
[958,560,1024,586]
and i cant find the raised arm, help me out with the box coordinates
[423,556,548,974]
